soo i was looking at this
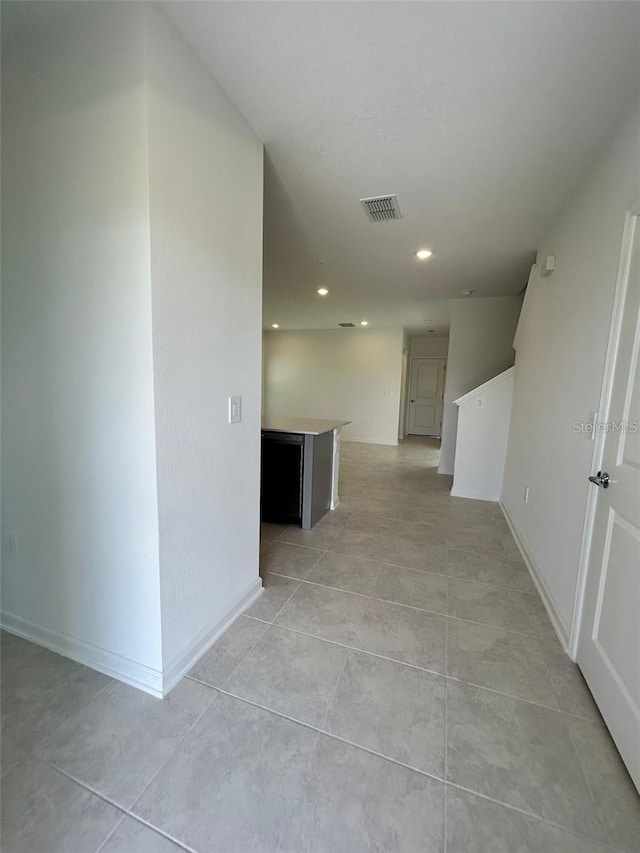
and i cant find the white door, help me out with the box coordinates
[578,206,640,791]
[406,358,445,436]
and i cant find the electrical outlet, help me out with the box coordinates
[524,486,530,504]
[228,396,241,424]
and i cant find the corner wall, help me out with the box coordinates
[439,297,522,475]
[144,6,264,679]
[1,2,163,683]
[263,329,404,445]
[1,2,264,694]
[502,101,640,641]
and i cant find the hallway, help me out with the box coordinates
[2,440,639,852]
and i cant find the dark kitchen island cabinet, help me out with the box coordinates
[261,417,350,530]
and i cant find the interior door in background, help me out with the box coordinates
[578,206,640,791]
[406,357,445,436]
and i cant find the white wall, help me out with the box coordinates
[1,3,163,679]
[1,2,264,694]
[409,335,449,358]
[502,101,640,643]
[452,369,514,502]
[263,329,404,445]
[439,297,522,475]
[144,7,264,676]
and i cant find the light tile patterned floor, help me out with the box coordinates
[2,439,639,852]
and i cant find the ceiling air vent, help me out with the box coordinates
[339,322,356,328]
[360,194,402,223]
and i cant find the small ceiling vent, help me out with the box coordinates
[339,322,356,328]
[360,194,402,223]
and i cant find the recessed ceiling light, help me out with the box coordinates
[416,249,433,260]
[271,323,280,329]
[360,320,369,327]
[317,287,329,296]
[462,290,474,297]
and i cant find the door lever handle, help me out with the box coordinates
[588,471,610,488]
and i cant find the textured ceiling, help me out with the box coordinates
[165,1,640,332]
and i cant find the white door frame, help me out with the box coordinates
[405,356,446,437]
[569,198,640,659]
[398,348,409,440]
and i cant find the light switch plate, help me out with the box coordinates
[229,396,241,424]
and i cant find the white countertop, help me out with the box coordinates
[262,416,351,436]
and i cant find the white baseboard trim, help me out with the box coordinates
[0,611,165,696]
[341,437,399,446]
[499,501,570,653]
[1,577,264,699]
[451,487,499,502]
[161,577,263,696]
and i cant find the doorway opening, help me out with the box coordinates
[404,357,446,438]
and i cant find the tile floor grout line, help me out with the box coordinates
[242,619,448,679]
[266,565,537,612]
[212,617,271,691]
[443,781,627,853]
[33,757,131,815]
[442,612,556,643]
[537,641,602,722]
[241,608,590,722]
[92,812,127,853]
[254,576,303,625]
[443,673,602,723]
[236,578,547,646]
[198,614,601,724]
[331,532,526,567]
[189,676,624,852]
[273,531,338,550]
[7,441,623,852]
[564,711,614,849]
[277,529,342,550]
[296,551,536,596]
[120,812,198,853]
[124,688,221,825]
[266,537,326,554]
[36,691,218,841]
[242,612,272,625]
[266,569,447,616]
[205,683,448,787]
[316,644,353,735]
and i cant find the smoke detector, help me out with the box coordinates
[360,195,402,223]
